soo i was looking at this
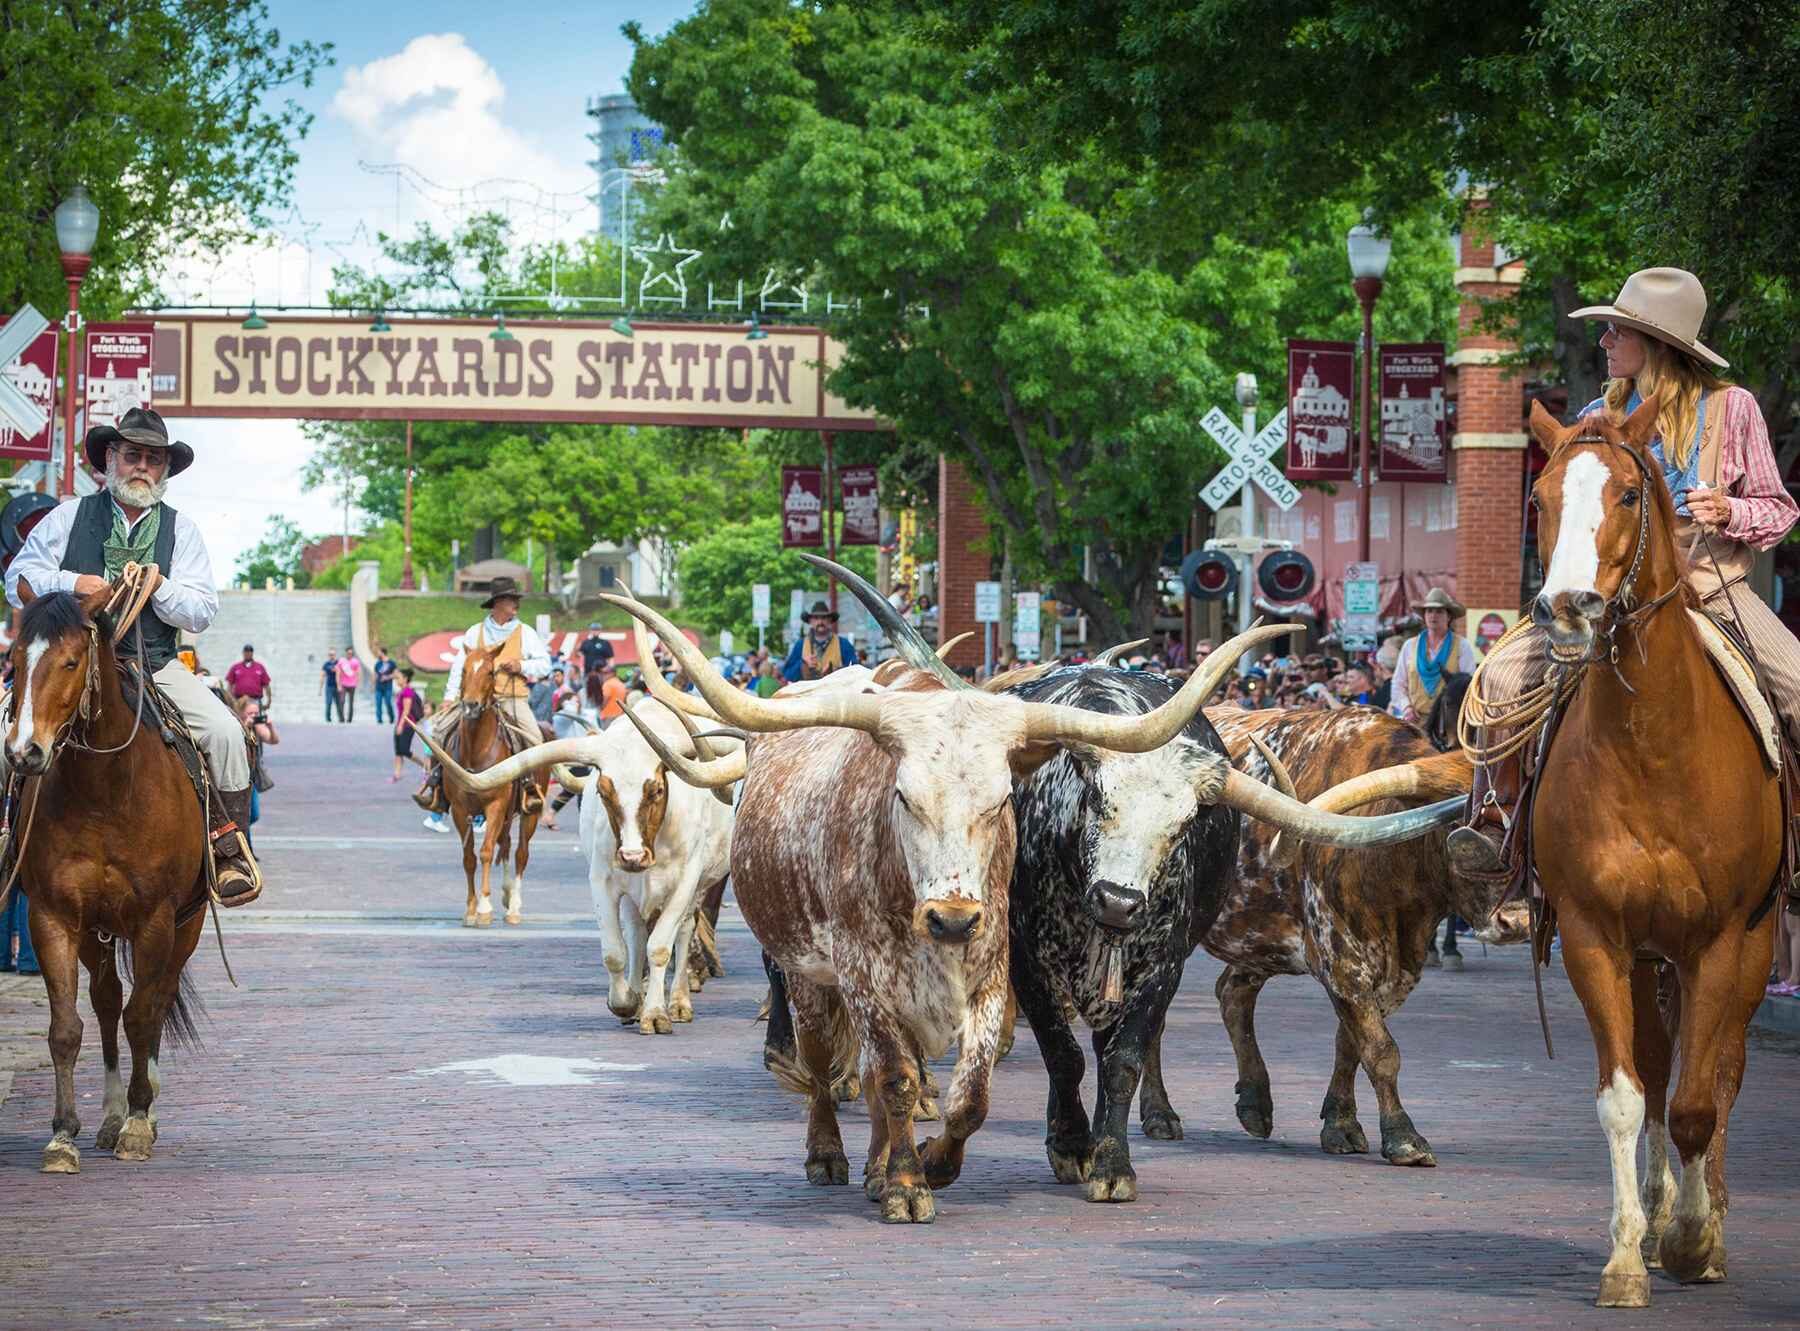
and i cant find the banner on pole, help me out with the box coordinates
[781,466,824,547]
[838,464,879,545]
[84,322,155,433]
[1377,343,1447,481]
[1285,339,1355,482]
[0,329,56,461]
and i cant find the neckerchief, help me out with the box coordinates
[801,632,843,679]
[103,502,162,580]
[1415,630,1454,699]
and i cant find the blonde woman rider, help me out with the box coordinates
[1449,267,1800,881]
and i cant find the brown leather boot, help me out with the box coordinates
[211,787,264,907]
[412,765,448,813]
[1444,743,1521,885]
[518,777,544,817]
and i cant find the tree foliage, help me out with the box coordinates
[0,0,330,319]
[234,515,311,589]
[678,516,876,647]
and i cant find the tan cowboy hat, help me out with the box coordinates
[1568,267,1728,370]
[1411,587,1465,619]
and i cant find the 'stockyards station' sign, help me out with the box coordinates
[131,316,884,431]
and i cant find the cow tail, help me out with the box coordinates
[767,988,859,1100]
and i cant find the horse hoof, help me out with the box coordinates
[40,1138,80,1174]
[504,912,522,926]
[95,1116,124,1151]
[1084,1171,1138,1203]
[114,1116,155,1162]
[805,1149,849,1186]
[1320,1122,1369,1155]
[1141,1108,1184,1141]
[881,1181,936,1224]
[1048,1145,1092,1184]
[1660,1219,1725,1284]
[474,913,493,929]
[1596,1271,1650,1308]
[462,913,478,928]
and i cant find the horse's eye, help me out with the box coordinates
[62,660,78,671]
[1621,489,1640,508]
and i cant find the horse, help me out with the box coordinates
[442,642,546,927]
[4,579,207,1172]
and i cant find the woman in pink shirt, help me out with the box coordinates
[335,646,362,723]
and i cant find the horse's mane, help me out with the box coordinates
[18,591,90,645]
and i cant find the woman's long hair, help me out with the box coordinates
[1603,337,1730,467]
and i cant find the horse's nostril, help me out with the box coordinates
[1574,590,1605,618]
[1531,595,1554,627]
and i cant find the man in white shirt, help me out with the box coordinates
[5,408,261,903]
[414,576,550,815]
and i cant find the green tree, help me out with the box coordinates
[678,516,877,647]
[235,515,311,588]
[0,1,330,319]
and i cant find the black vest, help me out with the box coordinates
[60,493,182,671]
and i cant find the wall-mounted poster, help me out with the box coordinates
[1378,342,1447,480]
[781,466,824,547]
[1286,339,1355,481]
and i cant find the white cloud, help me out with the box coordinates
[330,33,585,194]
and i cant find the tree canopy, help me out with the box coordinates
[678,516,876,648]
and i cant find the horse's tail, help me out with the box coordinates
[112,940,207,1053]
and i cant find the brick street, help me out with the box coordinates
[3,724,1798,1329]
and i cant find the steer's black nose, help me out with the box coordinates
[923,905,981,943]
[1085,880,1148,931]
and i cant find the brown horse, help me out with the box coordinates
[1525,394,1780,1306]
[5,582,207,1173]
[442,643,545,927]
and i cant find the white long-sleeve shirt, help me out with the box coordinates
[442,616,550,700]
[4,495,219,634]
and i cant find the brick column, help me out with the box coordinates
[1450,198,1528,615]
[936,455,991,670]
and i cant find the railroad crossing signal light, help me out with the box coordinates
[1256,550,1316,603]
[1181,550,1238,601]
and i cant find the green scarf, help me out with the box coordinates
[102,502,162,580]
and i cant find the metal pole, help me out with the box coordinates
[821,430,837,613]
[59,257,88,499]
[1354,276,1382,564]
[1238,395,1259,643]
[400,420,416,590]
[984,621,993,679]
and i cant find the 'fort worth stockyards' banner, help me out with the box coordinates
[134,317,883,431]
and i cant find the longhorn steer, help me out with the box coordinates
[1137,707,1527,1165]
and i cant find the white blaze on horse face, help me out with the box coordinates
[1541,452,1611,602]
[9,639,50,758]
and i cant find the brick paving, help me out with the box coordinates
[3,724,1799,1329]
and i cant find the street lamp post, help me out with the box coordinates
[53,186,100,499]
[400,419,416,590]
[1346,222,1391,563]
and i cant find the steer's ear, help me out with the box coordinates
[1008,738,1062,780]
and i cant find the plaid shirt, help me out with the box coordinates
[1580,386,1797,549]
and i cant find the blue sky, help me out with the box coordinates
[164,2,695,578]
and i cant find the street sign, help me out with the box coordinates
[1198,405,1298,513]
[0,304,52,440]
[974,581,1002,624]
[751,583,770,627]
[1342,561,1381,651]
[1014,591,1042,661]
[720,629,735,655]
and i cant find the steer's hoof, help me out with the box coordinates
[1047,1143,1092,1184]
[920,1136,962,1189]
[805,1149,849,1186]
[670,1000,694,1024]
[1235,1081,1274,1140]
[95,1116,124,1152]
[40,1137,80,1174]
[912,1095,940,1123]
[114,1116,155,1162]
[1320,1120,1369,1155]
[1378,1112,1434,1166]
[1596,1270,1650,1308]
[639,1012,673,1036]
[1084,1170,1138,1203]
[881,1181,936,1224]
[1140,1106,1184,1141]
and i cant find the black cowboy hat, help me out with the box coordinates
[802,599,839,623]
[480,575,525,609]
[83,406,194,477]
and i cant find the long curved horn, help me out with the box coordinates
[600,590,885,734]
[629,613,725,722]
[1267,750,1474,868]
[1019,622,1297,752]
[799,553,971,692]
[937,630,974,659]
[552,762,596,794]
[983,661,1059,693]
[1247,734,1295,798]
[660,700,739,807]
[619,701,748,789]
[1218,766,1466,850]
[413,724,596,794]
[1093,638,1149,668]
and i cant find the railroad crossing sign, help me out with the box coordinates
[0,304,52,440]
[1198,405,1298,513]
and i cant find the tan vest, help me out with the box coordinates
[1670,390,1754,602]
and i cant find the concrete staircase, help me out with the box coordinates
[194,589,352,722]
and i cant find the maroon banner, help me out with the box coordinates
[1286,339,1355,481]
[85,321,155,432]
[839,464,879,546]
[0,328,57,462]
[1378,342,1447,480]
[781,466,824,547]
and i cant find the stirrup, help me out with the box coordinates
[210,831,264,907]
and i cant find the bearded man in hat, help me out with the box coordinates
[413,575,550,815]
[4,407,262,902]
[1386,587,1478,724]
[781,600,859,682]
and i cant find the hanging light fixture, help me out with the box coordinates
[370,310,393,333]
[611,314,634,337]
[241,304,269,330]
[490,312,515,342]
[745,311,768,341]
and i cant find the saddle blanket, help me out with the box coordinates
[1690,608,1782,772]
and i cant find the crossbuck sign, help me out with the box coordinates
[0,304,52,439]
[1198,405,1298,513]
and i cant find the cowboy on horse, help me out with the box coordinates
[5,407,261,904]
[413,575,550,816]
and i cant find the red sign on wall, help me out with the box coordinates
[0,329,56,462]
[781,466,824,547]
[839,464,879,545]
[84,322,155,432]
[1286,339,1356,482]
[1378,343,1447,481]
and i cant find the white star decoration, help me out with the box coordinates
[632,231,702,305]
